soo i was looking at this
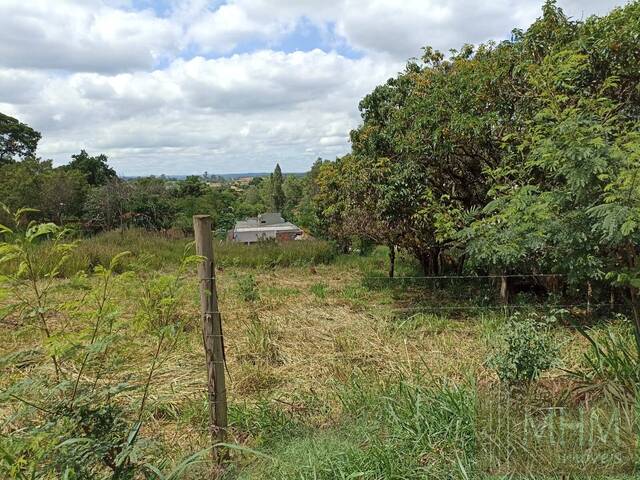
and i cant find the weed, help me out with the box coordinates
[309,282,327,299]
[247,376,477,479]
[237,274,260,302]
[487,311,560,385]
[390,312,450,334]
[569,318,640,402]
[0,229,337,277]
[245,314,281,365]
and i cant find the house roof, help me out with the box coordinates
[234,222,302,233]
[233,212,302,234]
[258,212,285,225]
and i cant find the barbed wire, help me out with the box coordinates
[376,303,628,313]
[249,303,630,315]
[364,274,565,280]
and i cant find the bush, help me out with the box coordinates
[487,312,559,385]
[570,318,640,401]
[237,274,260,302]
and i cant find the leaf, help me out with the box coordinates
[109,251,132,270]
[25,223,60,243]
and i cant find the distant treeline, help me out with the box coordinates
[0,113,328,237]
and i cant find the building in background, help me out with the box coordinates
[230,212,303,244]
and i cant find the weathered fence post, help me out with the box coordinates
[193,215,228,465]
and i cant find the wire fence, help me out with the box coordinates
[353,273,633,317]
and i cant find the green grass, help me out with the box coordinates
[2,229,638,479]
[234,376,477,479]
[1,229,338,277]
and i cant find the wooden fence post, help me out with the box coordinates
[193,215,228,465]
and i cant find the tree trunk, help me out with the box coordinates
[500,275,509,305]
[388,244,395,278]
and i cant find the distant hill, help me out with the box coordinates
[122,172,306,180]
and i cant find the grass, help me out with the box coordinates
[0,228,337,277]
[1,232,638,478]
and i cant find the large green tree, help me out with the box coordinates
[66,150,117,187]
[0,112,41,165]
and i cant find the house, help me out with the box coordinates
[230,212,304,244]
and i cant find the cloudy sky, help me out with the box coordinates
[0,0,629,175]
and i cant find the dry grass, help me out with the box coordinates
[1,243,633,478]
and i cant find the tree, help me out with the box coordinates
[41,168,89,224]
[0,112,41,165]
[271,164,285,213]
[0,157,50,216]
[282,175,303,221]
[176,175,209,198]
[84,179,133,231]
[66,150,117,187]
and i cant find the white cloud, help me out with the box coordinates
[182,0,629,60]
[9,50,395,175]
[0,0,181,73]
[0,0,632,174]
[187,3,292,54]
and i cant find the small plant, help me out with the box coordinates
[569,317,640,402]
[0,209,204,478]
[310,282,327,299]
[487,311,559,385]
[245,313,281,365]
[237,274,260,302]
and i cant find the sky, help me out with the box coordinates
[0,0,630,176]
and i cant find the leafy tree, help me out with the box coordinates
[0,112,41,165]
[41,168,89,224]
[0,157,50,216]
[127,177,176,230]
[66,150,116,187]
[271,163,285,212]
[84,179,133,231]
[176,175,209,198]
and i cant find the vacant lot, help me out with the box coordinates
[1,231,637,479]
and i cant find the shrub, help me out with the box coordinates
[237,274,260,302]
[570,318,640,401]
[487,311,559,385]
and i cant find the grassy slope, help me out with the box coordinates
[0,233,637,478]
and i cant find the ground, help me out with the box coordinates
[0,235,637,479]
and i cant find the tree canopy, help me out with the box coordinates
[0,112,41,165]
[315,0,640,286]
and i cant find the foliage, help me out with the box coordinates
[65,150,117,187]
[0,210,204,479]
[0,229,338,277]
[247,378,477,479]
[237,274,260,302]
[270,164,285,213]
[570,319,640,402]
[487,311,559,384]
[0,112,41,165]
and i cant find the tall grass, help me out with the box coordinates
[237,377,477,479]
[0,229,337,277]
[570,321,640,402]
